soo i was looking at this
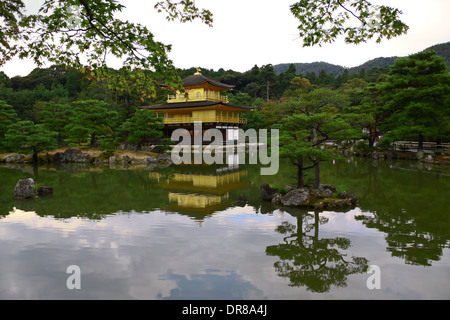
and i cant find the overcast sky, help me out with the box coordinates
[1,0,449,77]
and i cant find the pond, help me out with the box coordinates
[0,157,449,300]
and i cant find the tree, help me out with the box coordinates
[117,109,164,151]
[0,0,213,100]
[39,101,74,146]
[266,213,368,292]
[65,99,118,146]
[4,120,58,162]
[344,82,385,148]
[290,0,409,46]
[0,100,18,144]
[260,64,276,101]
[380,50,450,149]
[278,114,323,188]
[279,88,352,188]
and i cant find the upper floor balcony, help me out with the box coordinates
[167,90,228,104]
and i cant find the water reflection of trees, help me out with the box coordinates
[266,211,368,293]
[321,158,450,267]
[355,212,447,266]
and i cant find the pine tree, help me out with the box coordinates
[381,50,450,149]
[4,120,58,162]
[65,100,118,146]
[117,109,164,151]
[0,100,18,145]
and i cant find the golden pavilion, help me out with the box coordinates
[141,68,253,143]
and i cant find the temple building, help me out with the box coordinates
[140,68,253,144]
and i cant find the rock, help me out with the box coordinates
[14,178,35,199]
[109,156,116,164]
[338,191,357,206]
[280,188,310,207]
[5,154,25,163]
[314,201,325,210]
[416,150,425,160]
[64,148,82,161]
[156,154,171,161]
[317,184,337,196]
[74,152,90,163]
[260,183,277,201]
[156,154,173,165]
[372,151,385,160]
[271,193,283,205]
[52,152,66,163]
[146,156,158,164]
[52,148,90,163]
[236,194,247,205]
[424,155,434,164]
[37,186,53,196]
[122,155,131,164]
[131,159,146,165]
[327,198,352,209]
[285,185,296,193]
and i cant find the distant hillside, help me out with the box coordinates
[425,42,450,68]
[273,41,450,76]
[347,56,398,74]
[274,62,345,76]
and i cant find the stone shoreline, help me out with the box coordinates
[0,147,172,167]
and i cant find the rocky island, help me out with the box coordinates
[260,183,357,211]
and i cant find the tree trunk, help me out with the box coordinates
[32,150,38,163]
[90,132,98,147]
[313,160,320,189]
[312,127,320,189]
[57,134,63,146]
[296,158,304,188]
[418,134,424,151]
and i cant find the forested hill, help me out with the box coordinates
[273,62,345,77]
[273,41,450,76]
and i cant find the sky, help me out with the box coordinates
[1,0,449,77]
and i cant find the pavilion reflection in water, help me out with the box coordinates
[149,154,249,224]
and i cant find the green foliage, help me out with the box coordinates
[4,120,58,159]
[0,100,18,144]
[0,0,213,100]
[290,0,409,46]
[117,109,164,151]
[380,50,450,146]
[38,101,73,145]
[98,135,119,158]
[65,99,118,146]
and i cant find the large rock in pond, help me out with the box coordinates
[53,148,91,163]
[280,188,310,207]
[14,178,35,199]
[260,183,278,201]
[37,186,53,196]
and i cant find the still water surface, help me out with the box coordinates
[0,158,449,299]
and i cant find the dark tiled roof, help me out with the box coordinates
[140,101,253,110]
[161,74,235,90]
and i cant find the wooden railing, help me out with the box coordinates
[164,116,247,125]
[167,93,228,103]
[392,141,450,150]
